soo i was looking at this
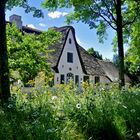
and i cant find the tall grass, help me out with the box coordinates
[0,84,140,140]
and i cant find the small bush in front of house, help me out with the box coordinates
[0,84,140,140]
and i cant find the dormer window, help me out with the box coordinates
[67,52,73,63]
[69,38,72,44]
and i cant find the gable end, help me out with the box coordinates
[55,26,87,74]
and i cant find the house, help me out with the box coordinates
[9,14,131,86]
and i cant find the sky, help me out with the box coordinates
[6,0,116,60]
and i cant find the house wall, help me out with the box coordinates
[89,75,111,84]
[54,29,85,85]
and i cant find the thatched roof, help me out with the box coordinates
[78,46,106,76]
[98,60,131,82]
[21,25,130,83]
[47,26,106,76]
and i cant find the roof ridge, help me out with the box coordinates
[22,25,43,33]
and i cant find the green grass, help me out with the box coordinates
[0,84,140,140]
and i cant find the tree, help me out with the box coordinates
[125,20,140,83]
[43,0,140,87]
[87,48,103,60]
[0,0,43,102]
[7,24,61,85]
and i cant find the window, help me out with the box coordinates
[66,73,74,83]
[95,76,100,84]
[69,38,72,44]
[57,77,59,82]
[60,74,65,84]
[83,76,89,83]
[67,52,73,63]
[75,75,79,85]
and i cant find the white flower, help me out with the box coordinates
[76,103,81,109]
[137,132,140,138]
[101,88,105,91]
[130,109,136,113]
[51,96,57,100]
[7,104,13,109]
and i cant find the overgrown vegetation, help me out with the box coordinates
[0,84,140,140]
[7,24,61,85]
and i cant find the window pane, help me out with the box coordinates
[75,75,79,85]
[69,38,72,44]
[60,74,65,84]
[67,52,73,63]
[95,76,100,84]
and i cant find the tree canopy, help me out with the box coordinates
[87,48,103,60]
[124,20,140,83]
[7,24,61,85]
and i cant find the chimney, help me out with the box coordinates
[9,14,22,29]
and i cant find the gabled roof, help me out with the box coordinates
[78,46,106,76]
[11,23,130,83]
[46,26,70,72]
[47,26,105,76]
[47,26,88,73]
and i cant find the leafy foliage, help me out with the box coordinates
[87,47,103,60]
[42,0,140,41]
[0,0,44,102]
[124,21,140,83]
[7,24,61,84]
[0,84,140,139]
[6,0,44,17]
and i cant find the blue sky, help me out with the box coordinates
[6,0,116,60]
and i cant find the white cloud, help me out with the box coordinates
[48,11,68,19]
[39,23,46,27]
[27,24,36,29]
[62,12,68,16]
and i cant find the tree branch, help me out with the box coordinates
[89,6,117,30]
[102,0,117,23]
[99,12,117,30]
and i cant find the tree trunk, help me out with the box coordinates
[0,1,10,102]
[116,0,125,87]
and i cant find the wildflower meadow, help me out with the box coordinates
[0,83,140,140]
